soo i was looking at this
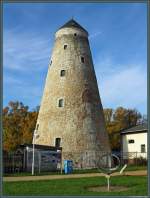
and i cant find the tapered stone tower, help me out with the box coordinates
[34,19,110,168]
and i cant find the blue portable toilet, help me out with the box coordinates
[64,160,73,174]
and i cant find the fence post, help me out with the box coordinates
[12,154,14,173]
[121,151,123,166]
[60,150,63,174]
[23,149,26,171]
[38,151,41,174]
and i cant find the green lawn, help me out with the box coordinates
[3,175,147,196]
[124,165,147,171]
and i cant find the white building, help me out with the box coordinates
[120,123,147,159]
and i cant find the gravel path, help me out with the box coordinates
[3,170,147,182]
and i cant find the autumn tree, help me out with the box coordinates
[104,107,142,151]
[113,107,142,130]
[3,101,38,153]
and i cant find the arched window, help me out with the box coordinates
[64,44,67,50]
[81,56,85,63]
[58,99,64,107]
[60,70,65,77]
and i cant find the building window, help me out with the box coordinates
[81,56,85,63]
[128,139,134,144]
[64,45,67,50]
[50,60,52,65]
[60,70,65,77]
[55,138,61,147]
[58,99,64,107]
[74,33,77,36]
[141,144,146,153]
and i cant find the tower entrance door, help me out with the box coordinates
[55,138,61,147]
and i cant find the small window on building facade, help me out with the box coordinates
[81,56,85,63]
[55,138,61,147]
[50,60,52,65]
[74,33,77,36]
[60,70,65,77]
[64,45,67,50]
[128,139,134,144]
[58,99,64,107]
[141,144,146,153]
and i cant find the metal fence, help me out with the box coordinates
[3,149,62,174]
[3,151,147,174]
[26,148,61,173]
[120,152,147,166]
[3,153,24,173]
[62,151,147,168]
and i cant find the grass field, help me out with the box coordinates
[3,175,148,196]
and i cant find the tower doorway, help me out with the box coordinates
[55,138,61,147]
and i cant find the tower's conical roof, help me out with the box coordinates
[59,19,88,34]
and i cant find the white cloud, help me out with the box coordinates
[3,28,52,71]
[95,59,147,113]
[3,27,51,108]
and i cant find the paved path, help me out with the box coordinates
[3,170,147,182]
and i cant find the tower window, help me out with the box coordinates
[50,60,52,65]
[58,99,64,107]
[64,45,67,50]
[81,56,85,63]
[55,138,61,147]
[60,70,65,77]
[74,33,77,36]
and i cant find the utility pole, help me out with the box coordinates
[32,129,39,175]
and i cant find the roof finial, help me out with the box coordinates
[59,18,88,34]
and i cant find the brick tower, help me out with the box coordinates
[34,19,110,168]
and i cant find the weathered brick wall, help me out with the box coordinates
[34,26,110,168]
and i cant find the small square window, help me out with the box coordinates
[74,33,77,36]
[60,70,65,77]
[128,139,134,144]
[81,57,85,63]
[58,99,64,107]
[64,45,67,50]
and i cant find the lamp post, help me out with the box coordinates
[32,129,39,175]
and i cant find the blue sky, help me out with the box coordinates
[3,3,147,115]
